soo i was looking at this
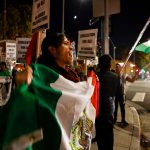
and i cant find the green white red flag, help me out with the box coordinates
[1,64,97,150]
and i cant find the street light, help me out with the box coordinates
[108,37,116,61]
[89,17,100,26]
[74,16,77,20]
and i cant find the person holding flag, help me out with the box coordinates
[1,31,98,150]
[114,63,138,125]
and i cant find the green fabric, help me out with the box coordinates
[0,63,63,150]
[0,70,10,76]
[135,42,150,53]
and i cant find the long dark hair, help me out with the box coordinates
[37,31,65,67]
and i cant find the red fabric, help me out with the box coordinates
[87,70,100,118]
[25,32,38,65]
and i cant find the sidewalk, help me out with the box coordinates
[91,101,141,150]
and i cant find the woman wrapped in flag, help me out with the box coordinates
[1,31,98,150]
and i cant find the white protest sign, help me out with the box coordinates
[77,29,98,60]
[32,0,50,33]
[16,38,31,63]
[6,42,16,61]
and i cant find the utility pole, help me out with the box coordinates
[104,0,109,54]
[93,0,120,55]
[3,0,7,39]
[50,0,63,33]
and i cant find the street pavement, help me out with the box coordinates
[127,100,150,149]
[91,101,141,150]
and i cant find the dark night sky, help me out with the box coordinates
[65,0,150,48]
[111,1,150,47]
[1,0,150,49]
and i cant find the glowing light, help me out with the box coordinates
[118,62,124,67]
[73,16,77,19]
[130,63,135,67]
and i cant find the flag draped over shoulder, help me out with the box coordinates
[1,64,96,150]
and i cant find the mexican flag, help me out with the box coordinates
[1,64,96,150]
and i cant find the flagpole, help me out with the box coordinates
[121,17,150,75]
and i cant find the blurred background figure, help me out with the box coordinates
[96,54,118,150]
[114,63,138,125]
[11,62,17,91]
[0,62,10,77]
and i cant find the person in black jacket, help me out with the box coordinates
[96,54,119,150]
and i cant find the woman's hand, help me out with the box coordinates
[16,65,33,86]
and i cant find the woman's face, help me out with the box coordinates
[54,36,73,68]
